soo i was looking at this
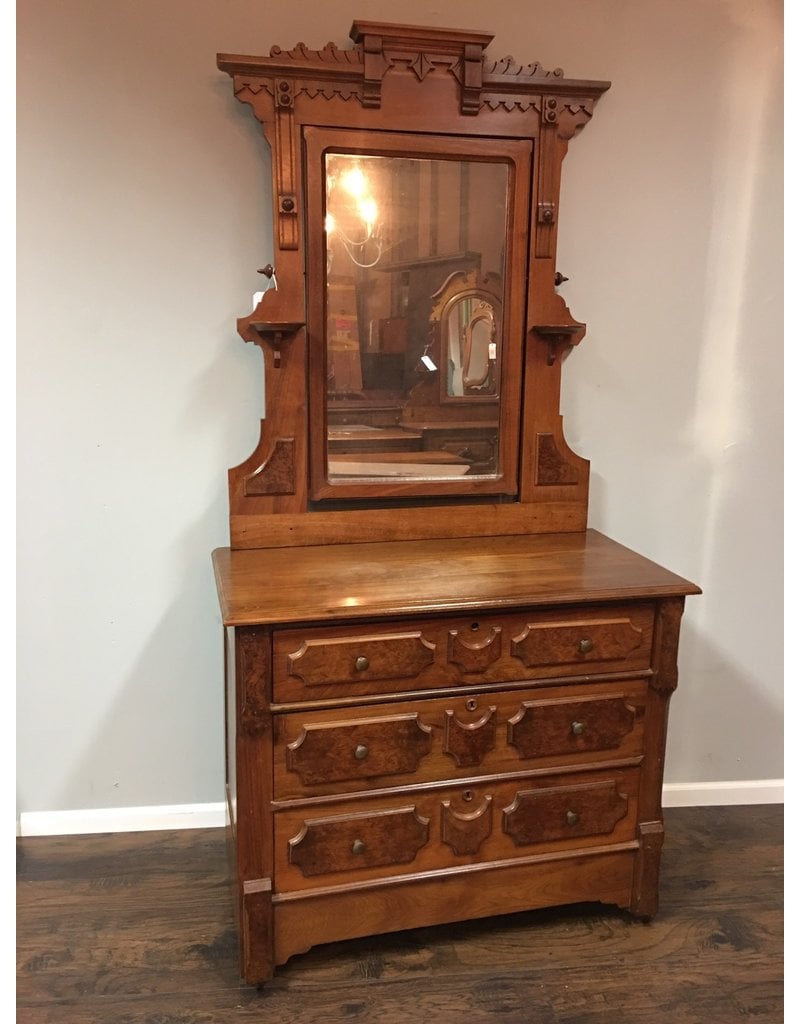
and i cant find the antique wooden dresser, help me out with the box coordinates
[212,20,700,985]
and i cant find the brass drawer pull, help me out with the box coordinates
[577,638,594,654]
[354,656,370,672]
[352,839,366,855]
[354,744,369,760]
[571,721,587,736]
[565,810,580,826]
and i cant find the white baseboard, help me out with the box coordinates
[17,780,783,837]
[18,802,227,837]
[662,779,784,807]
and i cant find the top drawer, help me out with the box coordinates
[272,603,655,702]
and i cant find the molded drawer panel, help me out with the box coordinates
[510,616,646,668]
[284,632,436,688]
[274,767,639,893]
[285,713,433,787]
[272,603,655,702]
[273,680,647,799]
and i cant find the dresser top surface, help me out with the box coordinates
[212,530,700,627]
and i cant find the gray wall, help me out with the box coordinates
[17,0,783,816]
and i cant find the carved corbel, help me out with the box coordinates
[358,31,389,107]
[459,42,485,114]
[650,598,686,693]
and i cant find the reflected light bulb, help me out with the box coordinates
[341,166,367,198]
[358,197,378,230]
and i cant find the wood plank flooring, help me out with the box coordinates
[17,805,783,1024]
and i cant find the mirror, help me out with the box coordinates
[322,148,507,483]
[305,129,530,500]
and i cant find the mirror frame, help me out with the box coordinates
[217,21,610,549]
[304,128,529,502]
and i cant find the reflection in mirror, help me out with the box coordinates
[438,284,500,398]
[323,151,509,483]
[464,306,494,389]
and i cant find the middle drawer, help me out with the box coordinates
[273,680,648,800]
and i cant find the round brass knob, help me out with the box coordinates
[352,839,366,855]
[565,810,580,826]
[571,721,586,736]
[354,744,369,760]
[577,638,594,655]
[355,656,370,672]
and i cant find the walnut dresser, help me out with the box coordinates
[212,20,701,985]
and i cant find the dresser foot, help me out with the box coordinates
[630,820,665,918]
[241,880,274,986]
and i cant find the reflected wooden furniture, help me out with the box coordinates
[213,20,700,985]
[327,426,423,453]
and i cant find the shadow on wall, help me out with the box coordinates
[666,614,783,786]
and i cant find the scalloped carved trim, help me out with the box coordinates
[267,40,365,68]
[244,439,296,496]
[551,98,597,140]
[484,55,564,80]
[297,81,362,102]
[235,79,271,97]
[235,73,364,105]
[483,95,541,113]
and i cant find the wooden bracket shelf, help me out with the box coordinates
[531,324,584,365]
[249,322,304,368]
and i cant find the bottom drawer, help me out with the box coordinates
[275,767,638,893]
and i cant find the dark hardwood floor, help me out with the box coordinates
[17,805,783,1024]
